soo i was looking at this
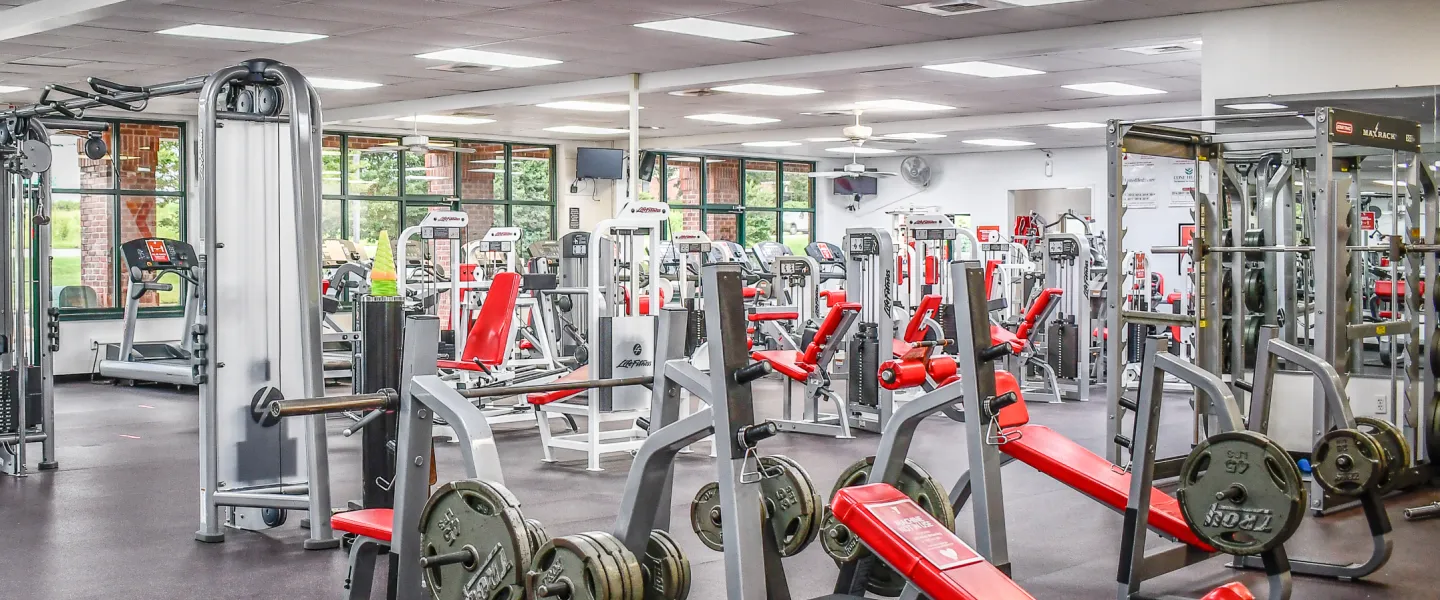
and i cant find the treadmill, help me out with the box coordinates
[98,238,202,386]
[805,241,847,282]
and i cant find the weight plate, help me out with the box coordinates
[573,533,628,600]
[768,454,823,553]
[1312,428,1386,496]
[689,482,724,552]
[1176,431,1306,556]
[757,455,820,557]
[641,530,690,600]
[655,530,692,600]
[1243,270,1266,313]
[829,457,955,596]
[1243,228,1268,262]
[419,479,532,600]
[526,519,550,557]
[580,531,644,600]
[1354,417,1410,493]
[528,535,621,600]
[819,508,866,563]
[1221,269,1236,309]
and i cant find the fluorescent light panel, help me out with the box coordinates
[686,113,780,125]
[0,85,28,94]
[416,48,560,68]
[923,61,1044,78]
[309,77,382,90]
[1224,102,1288,110]
[962,139,1035,147]
[1063,82,1167,96]
[537,100,635,112]
[826,147,895,155]
[853,99,954,111]
[742,141,802,147]
[396,115,495,125]
[545,125,628,135]
[1048,122,1106,129]
[634,17,793,41]
[157,24,326,44]
[713,83,823,96]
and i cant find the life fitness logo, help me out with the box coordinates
[490,229,520,240]
[617,343,651,369]
[910,218,944,227]
[1335,121,1354,135]
[633,205,666,214]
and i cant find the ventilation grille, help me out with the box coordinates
[1122,42,1201,56]
[901,1,1004,16]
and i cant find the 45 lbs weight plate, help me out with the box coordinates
[1312,428,1385,496]
[419,480,532,600]
[1354,417,1410,493]
[1177,431,1305,556]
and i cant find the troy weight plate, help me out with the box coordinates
[527,534,635,600]
[641,529,691,600]
[688,455,821,557]
[1312,428,1386,497]
[1354,417,1410,493]
[419,479,532,600]
[1176,431,1306,556]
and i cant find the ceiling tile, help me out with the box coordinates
[305,0,490,18]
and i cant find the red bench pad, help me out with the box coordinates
[332,508,394,543]
[527,366,590,405]
[749,312,799,322]
[832,484,1035,600]
[990,325,1024,353]
[1202,583,1254,600]
[750,350,813,380]
[997,424,1212,551]
[1375,280,1424,298]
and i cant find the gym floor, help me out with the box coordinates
[2,380,1438,600]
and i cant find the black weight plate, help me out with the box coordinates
[528,536,614,600]
[1243,270,1266,312]
[819,508,866,563]
[1312,428,1385,496]
[757,456,819,557]
[1243,228,1268,262]
[689,482,723,552]
[1355,417,1410,493]
[1176,431,1305,556]
[767,455,822,553]
[830,457,955,531]
[652,530,691,600]
[642,530,689,600]
[526,518,550,556]
[250,386,283,426]
[419,479,532,600]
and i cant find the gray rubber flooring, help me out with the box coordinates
[1,380,1438,599]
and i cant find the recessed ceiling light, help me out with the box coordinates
[826,147,896,155]
[962,139,1035,147]
[1121,42,1201,56]
[396,115,495,125]
[853,99,955,112]
[157,24,326,44]
[1063,82,1167,96]
[742,141,802,148]
[545,125,629,135]
[416,48,561,68]
[1048,122,1106,129]
[309,77,383,90]
[713,83,823,96]
[537,100,636,112]
[634,17,793,41]
[1224,102,1288,110]
[808,137,847,143]
[686,114,780,125]
[923,61,1044,78]
[884,133,946,139]
[0,85,28,94]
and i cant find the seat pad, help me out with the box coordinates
[750,312,800,322]
[528,366,590,405]
[750,350,812,380]
[332,508,393,543]
[998,424,1212,551]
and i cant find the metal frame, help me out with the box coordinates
[844,227,897,433]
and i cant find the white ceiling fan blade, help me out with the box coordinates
[807,171,850,179]
[426,145,476,154]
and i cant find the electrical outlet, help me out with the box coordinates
[1375,395,1388,415]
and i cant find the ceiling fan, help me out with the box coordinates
[808,110,907,179]
[360,134,476,155]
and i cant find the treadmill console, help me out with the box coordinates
[561,232,590,258]
[120,238,197,272]
[805,242,846,265]
[1046,238,1081,259]
[847,233,882,257]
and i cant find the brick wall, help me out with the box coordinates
[78,130,114,307]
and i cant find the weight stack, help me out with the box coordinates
[1047,317,1079,380]
[849,323,880,409]
[684,298,704,356]
[0,367,42,436]
[357,295,404,510]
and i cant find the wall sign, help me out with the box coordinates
[569,207,581,230]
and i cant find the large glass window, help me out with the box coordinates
[322,133,557,263]
[51,120,186,316]
[659,154,815,249]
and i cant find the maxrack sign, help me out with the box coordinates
[1328,108,1421,152]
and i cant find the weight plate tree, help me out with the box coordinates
[1176,431,1306,556]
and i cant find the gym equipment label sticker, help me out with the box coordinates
[864,499,982,570]
[146,239,170,263]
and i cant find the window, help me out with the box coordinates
[51,120,186,316]
[659,154,815,251]
[322,133,557,264]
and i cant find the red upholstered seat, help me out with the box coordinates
[749,312,799,322]
[997,424,1212,551]
[1015,288,1062,340]
[904,294,943,344]
[832,484,1035,600]
[527,366,590,405]
[437,272,521,372]
[1165,292,1182,304]
[751,350,812,380]
[1375,280,1424,298]
[752,302,860,380]
[990,325,1023,353]
[820,290,847,307]
[331,508,393,543]
[1201,583,1254,600]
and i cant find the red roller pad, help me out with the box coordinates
[749,312,799,322]
[831,484,1035,600]
[1201,583,1255,600]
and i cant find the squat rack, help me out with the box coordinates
[1105,109,1439,512]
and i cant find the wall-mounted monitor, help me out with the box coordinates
[833,175,878,196]
[576,147,624,180]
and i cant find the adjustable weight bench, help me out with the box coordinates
[832,483,1036,600]
[989,287,1064,402]
[331,508,394,600]
[751,301,862,438]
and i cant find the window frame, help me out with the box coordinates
[52,118,188,321]
[656,152,815,250]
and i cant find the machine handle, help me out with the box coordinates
[342,409,387,437]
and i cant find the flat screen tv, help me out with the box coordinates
[576,147,625,180]
[833,175,878,196]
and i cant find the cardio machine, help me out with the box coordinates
[98,238,202,386]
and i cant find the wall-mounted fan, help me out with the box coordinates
[900,156,932,187]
